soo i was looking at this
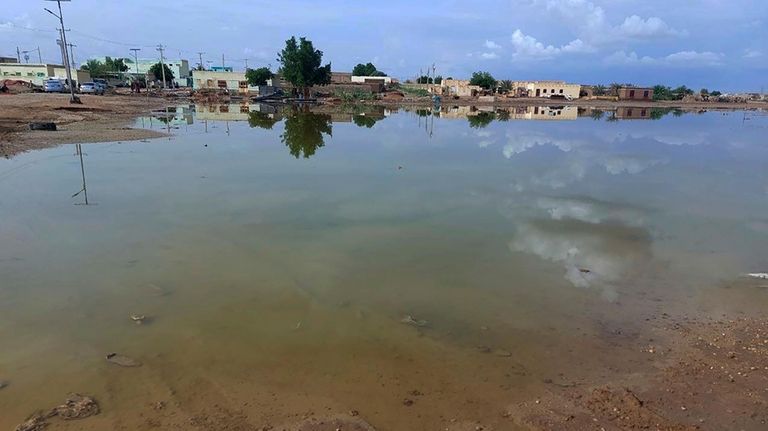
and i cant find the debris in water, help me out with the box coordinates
[746,273,768,280]
[494,349,513,357]
[0,380,8,390]
[578,268,592,273]
[130,314,146,324]
[54,393,100,419]
[13,393,99,431]
[400,315,428,327]
[105,353,142,367]
[295,321,302,330]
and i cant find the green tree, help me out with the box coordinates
[590,109,605,120]
[467,111,496,128]
[710,90,722,97]
[105,57,128,73]
[247,111,280,129]
[433,75,442,85]
[353,114,378,128]
[245,67,274,86]
[498,80,513,94]
[281,109,333,158]
[593,84,607,96]
[416,75,432,84]
[469,71,497,91]
[352,62,386,76]
[608,82,622,97]
[699,88,709,97]
[148,62,175,82]
[277,36,331,97]
[80,59,107,77]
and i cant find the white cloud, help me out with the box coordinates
[510,29,593,60]
[743,49,762,59]
[542,0,685,45]
[484,40,501,50]
[617,15,686,39]
[604,50,724,66]
[480,51,499,60]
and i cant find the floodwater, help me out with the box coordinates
[1,104,767,430]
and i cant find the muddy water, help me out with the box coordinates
[1,106,767,430]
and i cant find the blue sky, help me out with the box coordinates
[2,0,766,91]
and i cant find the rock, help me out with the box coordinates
[28,122,56,131]
[0,380,8,390]
[402,398,414,406]
[54,393,100,419]
[494,349,512,357]
[400,315,428,327]
[106,353,142,367]
[14,414,49,431]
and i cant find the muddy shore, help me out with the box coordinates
[0,92,170,158]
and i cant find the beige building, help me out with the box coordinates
[192,70,250,93]
[441,79,482,97]
[0,63,90,86]
[514,80,581,99]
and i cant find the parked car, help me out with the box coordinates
[93,78,109,89]
[44,79,67,93]
[80,82,105,95]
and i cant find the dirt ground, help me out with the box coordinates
[0,92,171,158]
[506,316,768,430]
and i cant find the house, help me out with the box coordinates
[617,86,653,100]
[331,72,352,83]
[514,81,581,99]
[0,56,18,64]
[615,107,651,119]
[191,70,249,93]
[210,66,233,72]
[97,57,191,86]
[441,79,482,97]
[0,62,90,86]
[351,75,393,85]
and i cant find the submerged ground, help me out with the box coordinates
[1,104,767,430]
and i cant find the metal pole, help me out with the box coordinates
[67,43,76,69]
[130,48,140,74]
[156,44,167,89]
[16,46,21,63]
[51,0,80,103]
[37,46,42,63]
[197,51,204,70]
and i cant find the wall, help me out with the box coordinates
[0,63,87,86]
[523,81,581,99]
[192,70,249,93]
[617,88,653,100]
[351,76,392,84]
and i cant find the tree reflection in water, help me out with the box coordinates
[280,108,333,159]
[247,111,280,130]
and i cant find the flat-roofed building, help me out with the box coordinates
[0,62,90,86]
[514,81,581,99]
[192,70,249,93]
[617,86,653,100]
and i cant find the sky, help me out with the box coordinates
[2,0,767,91]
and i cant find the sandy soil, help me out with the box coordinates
[506,316,768,430]
[0,92,171,158]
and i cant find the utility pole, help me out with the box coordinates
[16,46,21,63]
[67,43,76,68]
[129,48,141,74]
[44,0,79,104]
[244,58,248,70]
[37,46,42,63]
[197,51,204,70]
[221,53,225,69]
[156,44,167,89]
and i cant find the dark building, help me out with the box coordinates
[617,87,653,100]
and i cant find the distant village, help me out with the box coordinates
[2,40,767,107]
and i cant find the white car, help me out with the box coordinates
[80,82,105,95]
[43,79,67,93]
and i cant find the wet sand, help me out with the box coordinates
[0,92,169,158]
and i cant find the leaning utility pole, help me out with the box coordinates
[44,0,79,104]
[156,44,167,88]
[67,43,76,68]
[197,51,205,70]
[129,48,141,74]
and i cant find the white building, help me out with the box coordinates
[94,57,191,86]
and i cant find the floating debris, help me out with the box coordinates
[14,393,99,431]
[494,349,513,357]
[105,353,142,367]
[0,380,8,390]
[130,314,146,324]
[746,273,768,280]
[400,315,428,327]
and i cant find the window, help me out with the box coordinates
[551,89,555,93]
[534,106,539,115]
[217,80,227,88]
[240,105,249,113]
[238,81,247,88]
[559,89,563,93]
[543,89,547,93]
[220,105,229,113]
[629,90,635,98]
[627,108,633,116]
[643,90,649,98]
[640,109,647,117]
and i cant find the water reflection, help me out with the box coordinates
[280,108,333,158]
[72,143,91,205]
